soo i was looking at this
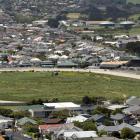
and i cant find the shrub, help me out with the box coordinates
[0,108,13,117]
[111,131,120,138]
[92,107,111,117]
[112,109,122,115]
[121,128,136,139]
[74,121,97,131]
[98,130,107,136]
[12,111,30,119]
[50,109,70,119]
[82,96,92,105]
[23,124,38,134]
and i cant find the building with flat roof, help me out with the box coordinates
[100,61,128,69]
[43,102,81,110]
[29,102,82,118]
[100,21,115,28]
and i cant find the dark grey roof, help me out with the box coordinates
[123,105,140,114]
[81,114,92,118]
[126,97,140,106]
[131,109,140,115]
[88,114,105,121]
[98,123,140,133]
[0,115,12,120]
[111,113,125,121]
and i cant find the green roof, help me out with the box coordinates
[17,117,37,126]
[17,105,44,111]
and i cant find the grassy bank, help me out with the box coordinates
[127,0,140,4]
[0,71,139,102]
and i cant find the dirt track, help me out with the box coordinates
[0,67,140,80]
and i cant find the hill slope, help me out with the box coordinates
[0,72,139,102]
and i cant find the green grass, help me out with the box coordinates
[71,25,140,36]
[0,72,139,102]
[129,13,140,21]
[127,0,140,4]
[94,26,140,36]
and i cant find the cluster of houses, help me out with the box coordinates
[60,20,136,29]
[0,0,140,71]
[0,0,140,72]
[0,13,140,69]
[1,96,140,139]
[0,21,140,70]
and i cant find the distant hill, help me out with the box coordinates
[92,0,127,5]
[80,0,127,6]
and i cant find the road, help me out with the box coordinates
[0,67,140,80]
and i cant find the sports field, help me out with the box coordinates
[0,72,139,102]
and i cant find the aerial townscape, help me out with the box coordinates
[0,0,140,139]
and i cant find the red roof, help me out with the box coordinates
[45,118,64,124]
[39,124,63,130]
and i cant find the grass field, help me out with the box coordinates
[67,13,81,19]
[94,26,140,36]
[0,72,139,102]
[127,0,140,4]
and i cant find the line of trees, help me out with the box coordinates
[126,41,140,56]
[27,98,59,105]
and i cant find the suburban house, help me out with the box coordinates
[88,114,106,125]
[100,61,128,69]
[39,123,98,140]
[125,96,140,106]
[97,123,140,134]
[39,123,75,134]
[123,105,140,115]
[29,102,93,118]
[66,115,88,123]
[43,102,81,111]
[16,117,37,127]
[43,102,82,115]
[107,105,127,111]
[63,131,98,140]
[53,125,82,140]
[29,107,49,118]
[110,113,125,125]
[0,115,13,129]
[40,60,55,68]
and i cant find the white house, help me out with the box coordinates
[64,131,98,140]
[66,115,88,123]
[43,102,81,111]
